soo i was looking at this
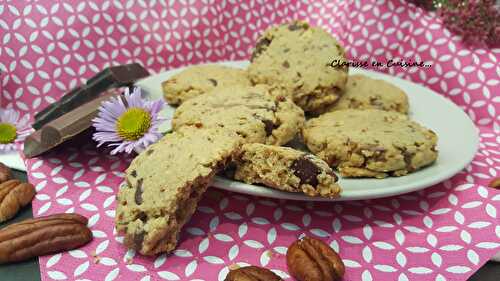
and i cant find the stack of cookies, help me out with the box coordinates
[116,20,438,255]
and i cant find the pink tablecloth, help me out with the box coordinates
[1,1,499,280]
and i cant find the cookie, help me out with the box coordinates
[172,84,305,145]
[115,127,241,255]
[248,20,348,113]
[234,143,341,198]
[162,65,251,105]
[302,109,438,178]
[328,75,409,114]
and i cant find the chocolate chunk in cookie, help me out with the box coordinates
[288,21,308,31]
[251,38,272,62]
[291,156,321,186]
[134,178,144,205]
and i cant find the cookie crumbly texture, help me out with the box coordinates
[248,20,348,113]
[162,64,251,105]
[172,84,305,146]
[302,109,438,178]
[115,127,242,255]
[328,74,409,114]
[234,143,341,198]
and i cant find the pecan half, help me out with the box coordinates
[0,162,12,183]
[225,266,282,281]
[0,213,92,264]
[488,177,500,189]
[0,179,36,222]
[287,236,345,281]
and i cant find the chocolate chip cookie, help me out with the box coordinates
[162,64,251,105]
[328,75,409,114]
[302,109,438,178]
[172,84,305,145]
[248,20,348,113]
[115,127,241,255]
[233,143,341,198]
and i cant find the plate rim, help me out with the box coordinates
[137,60,480,202]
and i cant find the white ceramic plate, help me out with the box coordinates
[136,60,479,201]
[0,151,26,171]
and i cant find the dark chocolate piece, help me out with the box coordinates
[24,90,120,158]
[403,151,415,171]
[219,161,237,179]
[291,156,320,186]
[262,119,275,136]
[41,91,119,147]
[208,78,218,86]
[288,22,307,31]
[137,212,147,222]
[134,179,144,205]
[133,231,145,249]
[33,63,149,129]
[22,130,44,159]
[86,63,149,94]
[60,86,89,110]
[251,38,271,62]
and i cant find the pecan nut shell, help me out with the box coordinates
[286,236,345,281]
[0,213,92,264]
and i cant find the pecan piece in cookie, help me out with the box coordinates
[0,179,36,222]
[0,213,92,264]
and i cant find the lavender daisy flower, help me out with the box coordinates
[0,108,32,152]
[92,87,166,155]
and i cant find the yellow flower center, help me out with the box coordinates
[0,123,17,144]
[116,108,152,141]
